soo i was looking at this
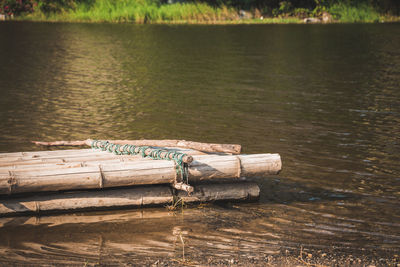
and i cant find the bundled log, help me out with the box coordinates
[0,150,199,169]
[0,182,259,216]
[0,152,281,195]
[32,139,241,154]
[0,147,205,162]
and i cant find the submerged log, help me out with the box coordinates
[0,153,281,195]
[32,139,242,154]
[0,182,259,216]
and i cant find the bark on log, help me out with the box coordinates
[0,148,209,169]
[0,153,281,195]
[0,149,193,167]
[0,186,172,216]
[178,182,259,202]
[0,147,204,160]
[32,139,241,154]
[0,182,259,216]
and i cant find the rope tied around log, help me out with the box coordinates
[91,140,190,191]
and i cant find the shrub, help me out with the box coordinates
[278,1,292,14]
[0,0,34,16]
[293,7,309,18]
[36,0,90,13]
[328,2,380,22]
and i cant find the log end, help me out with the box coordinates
[183,155,193,164]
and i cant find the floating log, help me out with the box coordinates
[0,147,205,161]
[0,182,259,216]
[33,139,241,154]
[0,150,194,168]
[0,148,211,170]
[0,151,281,195]
[178,182,259,202]
[0,150,211,172]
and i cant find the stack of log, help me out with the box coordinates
[0,139,281,216]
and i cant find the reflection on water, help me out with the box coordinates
[0,22,399,264]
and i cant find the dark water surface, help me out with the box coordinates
[0,22,399,265]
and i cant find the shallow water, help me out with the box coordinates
[0,22,399,265]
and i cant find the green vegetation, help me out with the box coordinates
[329,2,381,22]
[24,0,238,23]
[1,0,399,24]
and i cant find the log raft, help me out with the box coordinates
[0,152,281,195]
[0,141,281,216]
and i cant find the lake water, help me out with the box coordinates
[0,22,399,265]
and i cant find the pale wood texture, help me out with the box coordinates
[26,144,194,164]
[172,182,194,194]
[0,148,194,166]
[0,150,281,195]
[0,182,259,216]
[32,139,242,154]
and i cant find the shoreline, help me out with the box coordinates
[1,0,399,25]
[5,16,400,25]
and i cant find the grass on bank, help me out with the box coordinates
[329,3,381,22]
[22,0,241,23]
[17,0,400,24]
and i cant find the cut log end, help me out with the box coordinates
[172,182,194,194]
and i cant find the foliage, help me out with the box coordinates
[36,0,76,13]
[0,0,34,16]
[26,0,239,23]
[292,7,310,17]
[312,0,328,16]
[279,1,292,14]
[328,2,381,22]
[10,0,400,23]
[197,0,399,15]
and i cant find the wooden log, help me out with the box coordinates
[0,153,281,195]
[0,154,131,166]
[0,182,259,216]
[0,160,125,173]
[0,186,172,216]
[4,146,193,164]
[0,148,205,169]
[0,161,176,194]
[0,150,204,172]
[32,139,242,154]
[0,147,206,160]
[0,149,108,159]
[178,182,259,202]
[0,150,192,171]
[188,153,281,182]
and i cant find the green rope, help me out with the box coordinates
[91,140,189,185]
